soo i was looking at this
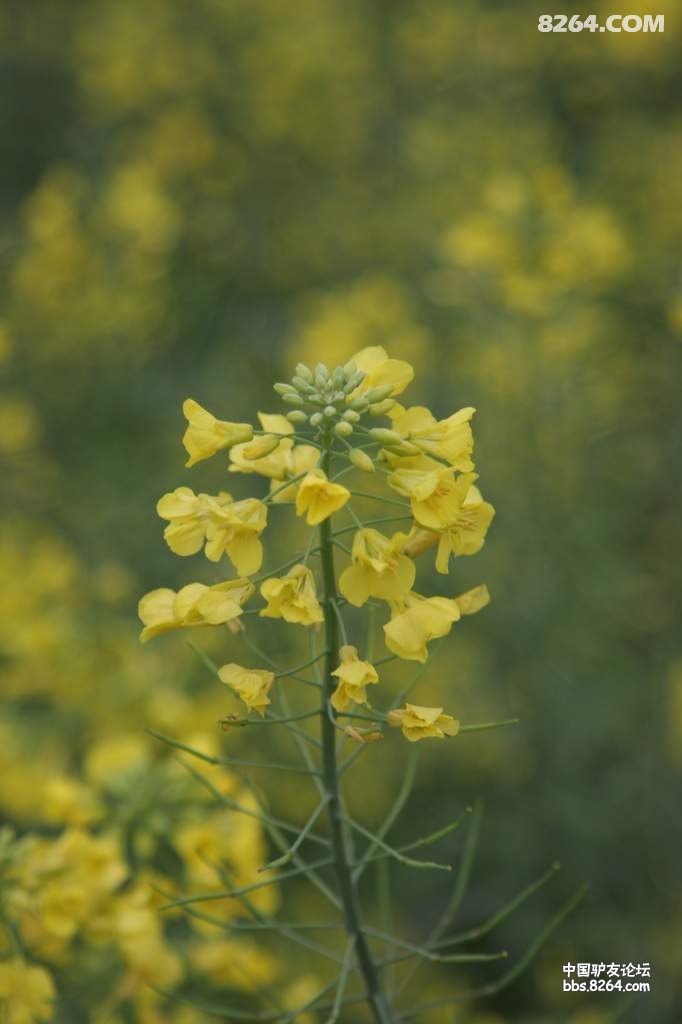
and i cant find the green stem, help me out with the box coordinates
[319,434,394,1024]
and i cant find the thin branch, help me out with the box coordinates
[343,814,451,873]
[160,855,335,910]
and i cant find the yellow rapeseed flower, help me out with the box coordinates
[388,456,462,530]
[218,663,275,716]
[182,398,252,467]
[268,443,319,502]
[229,412,294,478]
[157,487,268,575]
[383,592,461,662]
[330,645,379,712]
[338,528,415,606]
[138,579,253,642]
[388,704,460,742]
[294,468,350,525]
[388,405,475,470]
[260,564,323,625]
[0,958,55,1024]
[454,584,491,616]
[352,345,414,397]
[433,477,495,572]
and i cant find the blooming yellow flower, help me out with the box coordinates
[218,663,275,716]
[433,477,495,572]
[0,958,55,1024]
[268,443,319,502]
[338,528,415,606]
[388,404,475,470]
[388,704,460,742]
[138,578,253,642]
[191,938,278,991]
[182,398,252,467]
[330,645,379,712]
[260,564,323,625]
[229,412,294,479]
[388,456,462,530]
[157,487,268,575]
[352,345,414,397]
[383,592,461,662]
[203,496,267,575]
[294,468,350,525]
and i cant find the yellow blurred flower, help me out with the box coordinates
[191,938,278,990]
[331,645,379,712]
[138,578,253,642]
[383,592,460,662]
[182,398,252,467]
[218,663,274,716]
[41,777,103,828]
[294,468,350,524]
[338,528,415,606]
[260,564,323,625]
[388,704,460,742]
[0,958,55,1024]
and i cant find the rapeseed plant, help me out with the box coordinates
[139,346,584,1022]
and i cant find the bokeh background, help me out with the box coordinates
[2,1,682,1022]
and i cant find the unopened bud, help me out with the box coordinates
[334,421,353,438]
[364,384,395,404]
[331,366,345,387]
[324,405,337,418]
[368,399,395,416]
[242,434,280,459]
[402,529,438,558]
[343,359,357,376]
[342,409,360,423]
[274,382,297,397]
[314,363,329,387]
[295,363,313,382]
[368,428,403,446]
[286,410,308,424]
[344,370,366,394]
[349,449,375,472]
[292,376,314,394]
[281,393,304,406]
[348,397,369,411]
[310,412,323,427]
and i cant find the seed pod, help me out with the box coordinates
[349,449,375,472]
[368,398,396,416]
[334,421,354,438]
[286,410,308,424]
[242,434,280,459]
[368,427,404,446]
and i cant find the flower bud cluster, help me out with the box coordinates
[273,362,395,438]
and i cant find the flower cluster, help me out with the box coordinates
[139,345,495,739]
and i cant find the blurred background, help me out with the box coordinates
[2,1,681,1021]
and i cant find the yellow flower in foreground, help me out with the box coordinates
[352,345,414,397]
[218,663,275,716]
[0,958,55,1024]
[229,412,294,479]
[157,487,268,575]
[260,564,323,625]
[295,468,350,525]
[331,645,379,712]
[388,704,460,742]
[388,456,461,530]
[338,528,415,606]
[182,398,252,467]
[269,443,319,502]
[434,477,495,572]
[138,579,253,642]
[383,592,460,662]
[204,497,267,575]
[454,584,491,616]
[388,405,475,470]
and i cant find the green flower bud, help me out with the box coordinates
[368,427,404,446]
[282,393,304,406]
[343,359,357,376]
[324,405,337,418]
[348,396,369,411]
[334,421,354,437]
[331,366,345,388]
[292,376,314,394]
[314,363,329,387]
[348,449,375,472]
[342,409,360,423]
[310,412,324,426]
[286,410,308,424]
[368,399,396,416]
[274,382,298,396]
[364,383,395,404]
[344,370,366,394]
[295,363,313,382]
